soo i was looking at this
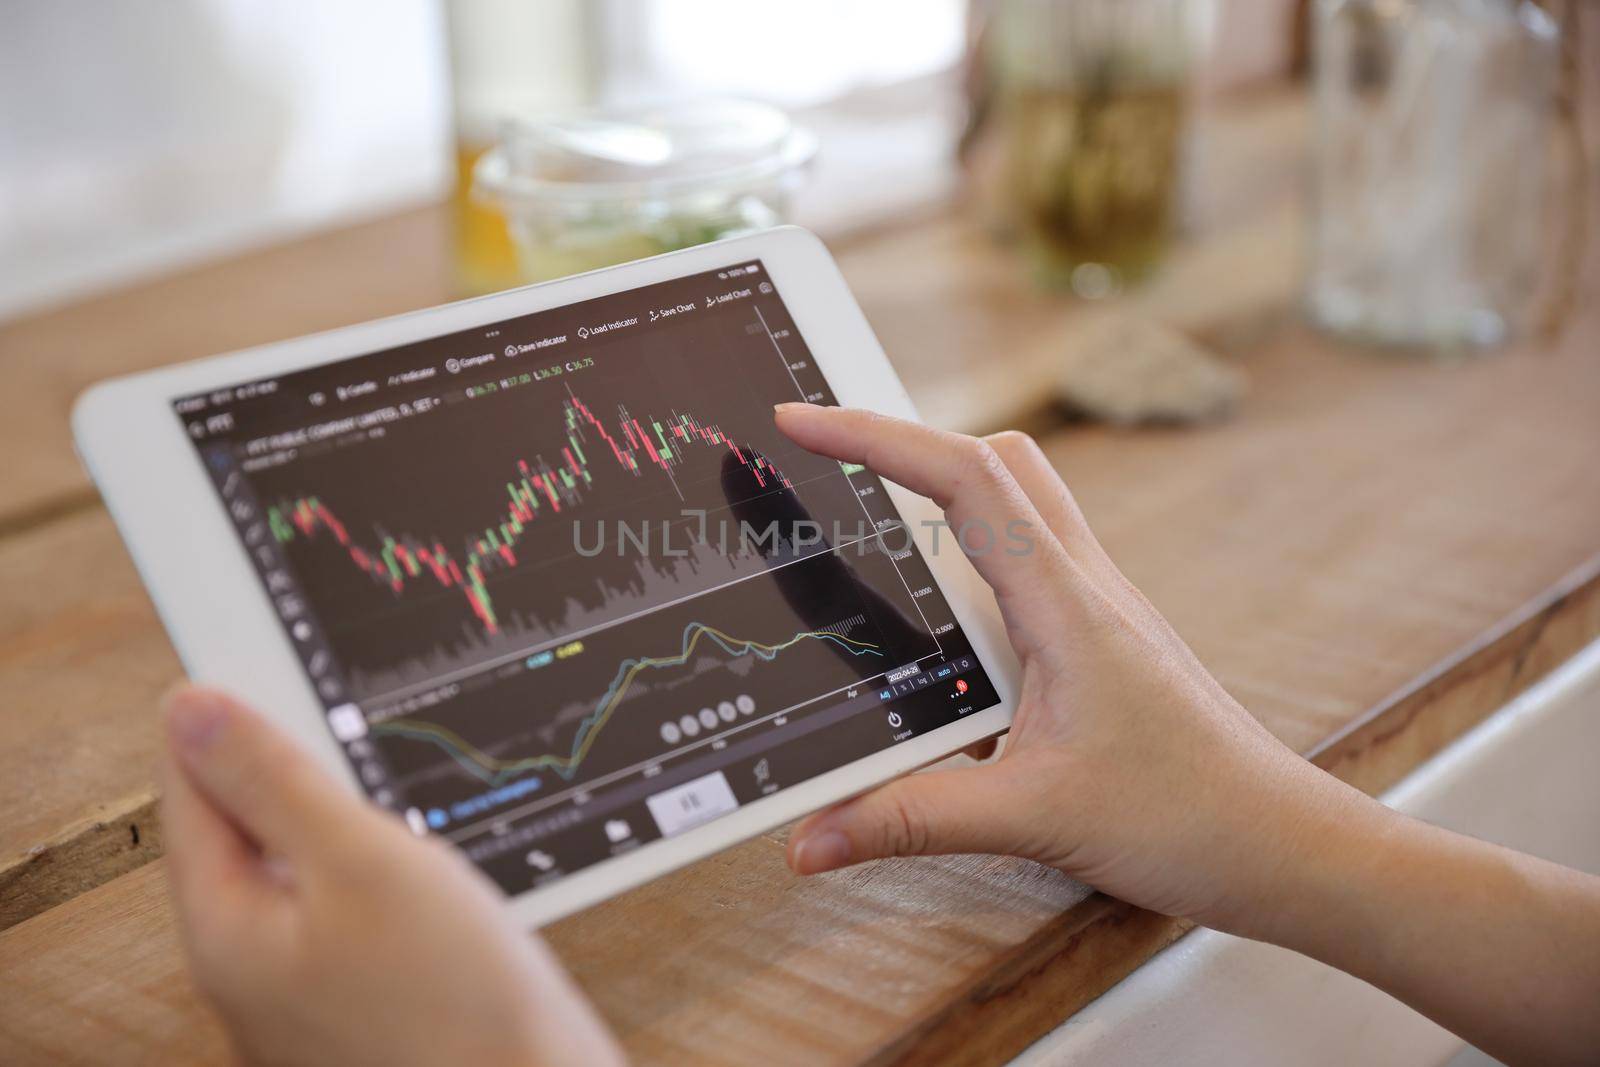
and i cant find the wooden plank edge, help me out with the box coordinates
[0,788,161,932]
[0,485,100,542]
[873,556,1600,1066]
[878,900,1191,1067]
[1307,553,1600,792]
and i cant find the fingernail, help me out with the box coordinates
[794,830,851,874]
[167,690,229,752]
[773,402,817,414]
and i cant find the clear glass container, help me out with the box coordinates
[982,0,1209,297]
[473,99,816,284]
[1307,0,1560,350]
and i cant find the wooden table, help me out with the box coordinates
[3,89,1598,1065]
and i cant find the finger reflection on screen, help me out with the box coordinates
[720,449,926,667]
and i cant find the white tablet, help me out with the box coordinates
[74,226,1019,927]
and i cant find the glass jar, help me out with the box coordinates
[1307,0,1560,350]
[473,99,815,284]
[983,0,1209,297]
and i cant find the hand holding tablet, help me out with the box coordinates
[75,223,1304,937]
[81,231,1600,1064]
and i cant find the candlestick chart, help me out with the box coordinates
[247,347,869,700]
[267,393,793,638]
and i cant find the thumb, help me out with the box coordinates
[787,763,1027,874]
[165,684,365,861]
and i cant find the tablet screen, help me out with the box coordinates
[174,260,1001,892]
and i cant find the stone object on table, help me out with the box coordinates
[1054,315,1245,426]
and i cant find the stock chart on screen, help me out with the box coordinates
[176,260,999,891]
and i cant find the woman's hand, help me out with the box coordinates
[774,403,1372,931]
[161,686,625,1067]
[775,404,1600,1067]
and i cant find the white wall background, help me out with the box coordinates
[0,0,966,321]
[0,1,452,319]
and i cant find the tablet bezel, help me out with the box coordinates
[73,226,1021,928]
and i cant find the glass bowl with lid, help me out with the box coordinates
[474,98,816,283]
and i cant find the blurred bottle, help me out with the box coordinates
[975,0,1209,298]
[445,0,595,294]
[1307,0,1559,350]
